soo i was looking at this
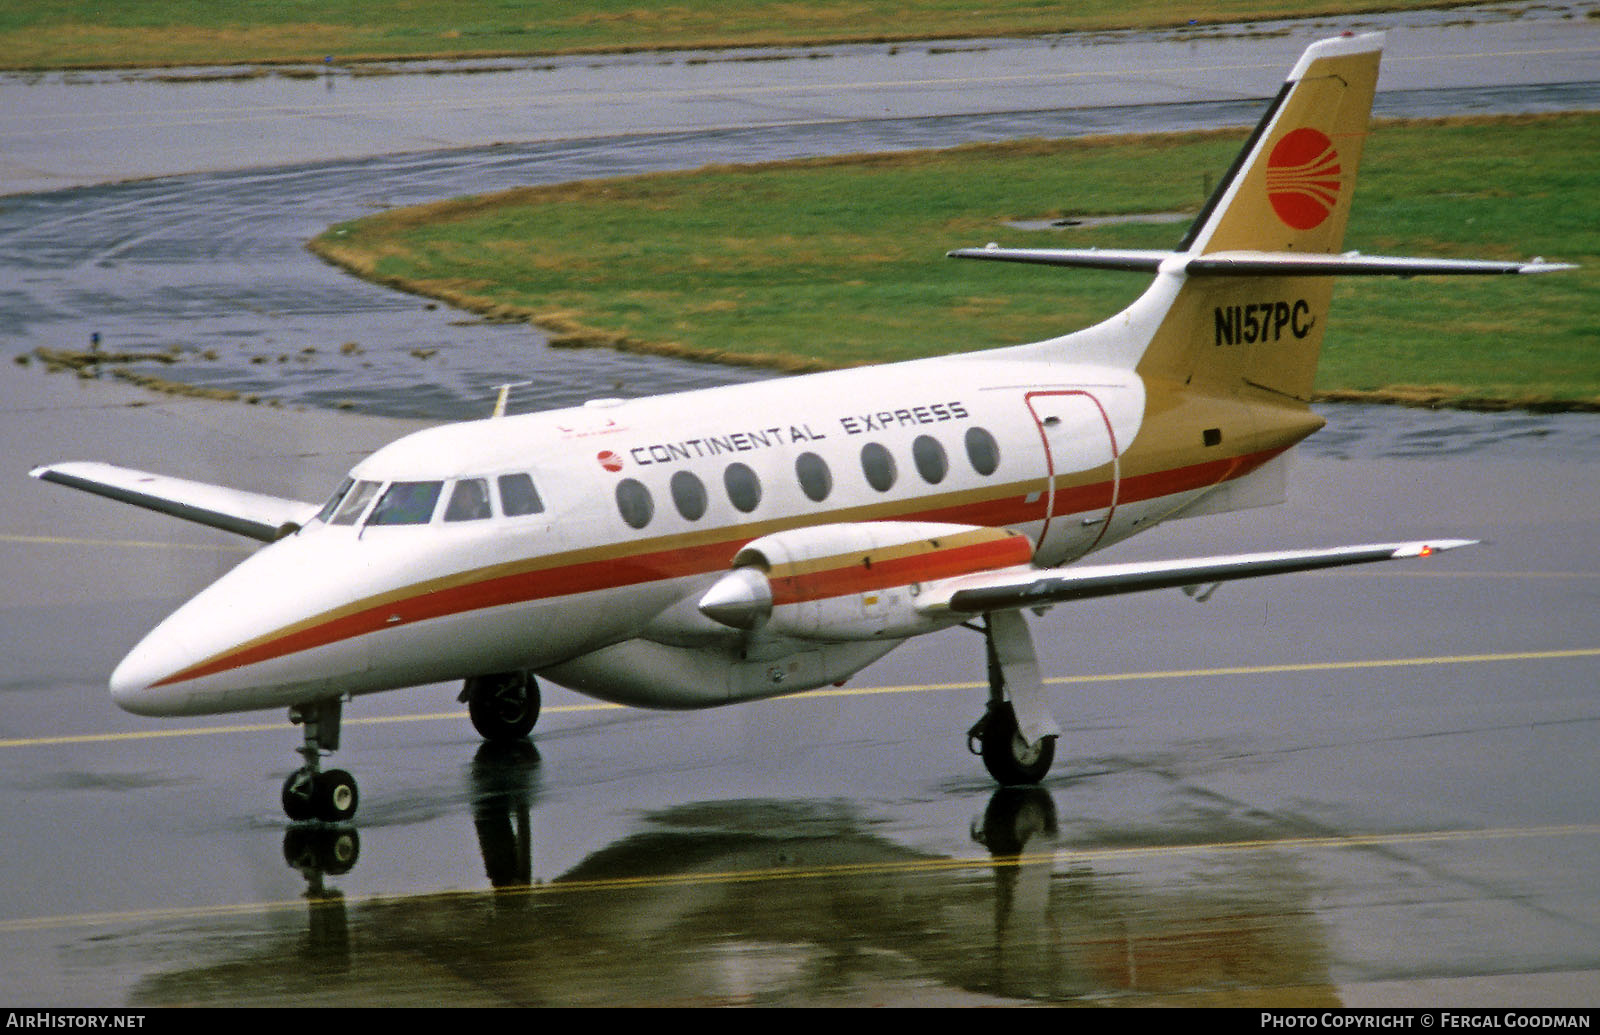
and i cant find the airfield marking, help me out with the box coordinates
[5,43,1593,138]
[0,822,1595,935]
[3,646,1595,750]
[0,532,251,552]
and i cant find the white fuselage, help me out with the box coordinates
[106,342,1289,718]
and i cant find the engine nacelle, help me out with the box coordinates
[698,521,1033,641]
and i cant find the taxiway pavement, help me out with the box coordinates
[1,4,1596,1006]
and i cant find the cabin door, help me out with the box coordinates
[1024,390,1120,566]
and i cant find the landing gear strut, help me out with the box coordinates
[282,697,359,823]
[460,671,540,742]
[967,612,1058,785]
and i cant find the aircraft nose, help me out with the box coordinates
[110,621,193,715]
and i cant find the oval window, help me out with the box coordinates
[795,452,832,502]
[860,442,896,493]
[965,426,1001,476]
[723,462,762,514]
[615,478,654,529]
[671,470,708,521]
[912,435,948,484]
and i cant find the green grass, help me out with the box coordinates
[309,113,1599,409]
[1,1,1475,70]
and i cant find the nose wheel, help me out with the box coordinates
[282,698,359,823]
[282,766,359,823]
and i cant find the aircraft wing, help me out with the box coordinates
[917,539,1476,615]
[29,461,319,543]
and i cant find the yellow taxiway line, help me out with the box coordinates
[3,646,1595,750]
[1,822,1595,935]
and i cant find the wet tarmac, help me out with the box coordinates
[1,6,1598,1007]
[2,382,1596,1004]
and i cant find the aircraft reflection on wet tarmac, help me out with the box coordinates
[150,758,1336,1008]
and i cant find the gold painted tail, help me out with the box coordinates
[1136,33,1383,403]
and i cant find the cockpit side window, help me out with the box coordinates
[328,480,381,526]
[443,478,492,522]
[315,478,354,523]
[497,473,544,516]
[368,481,443,526]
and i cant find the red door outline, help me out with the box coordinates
[1024,389,1121,559]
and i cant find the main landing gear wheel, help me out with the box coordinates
[971,703,1055,786]
[462,671,540,742]
[968,612,1058,786]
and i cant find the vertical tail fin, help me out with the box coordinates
[1141,32,1383,401]
[952,33,1386,404]
[951,33,1567,400]
[1180,33,1381,258]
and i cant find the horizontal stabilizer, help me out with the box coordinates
[29,461,317,542]
[948,246,1574,276]
[917,539,1476,615]
[947,246,1171,272]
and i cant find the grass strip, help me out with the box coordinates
[309,112,1598,410]
[0,1,1502,71]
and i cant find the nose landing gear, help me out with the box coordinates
[282,698,359,823]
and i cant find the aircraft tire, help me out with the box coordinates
[467,671,540,742]
[313,769,359,823]
[282,767,318,821]
[979,704,1055,786]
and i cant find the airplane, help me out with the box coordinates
[30,32,1572,823]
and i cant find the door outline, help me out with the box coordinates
[1024,389,1121,560]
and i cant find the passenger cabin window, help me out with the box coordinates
[444,478,492,522]
[723,463,762,513]
[795,452,832,502]
[616,478,654,530]
[328,480,380,525]
[670,470,707,521]
[965,426,1001,476]
[498,473,544,516]
[912,435,948,484]
[368,481,443,526]
[860,442,897,492]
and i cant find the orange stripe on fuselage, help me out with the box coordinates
[152,445,1285,688]
[767,533,1032,607]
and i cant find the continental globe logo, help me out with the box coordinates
[1265,127,1341,230]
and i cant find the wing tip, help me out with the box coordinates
[1393,539,1479,558]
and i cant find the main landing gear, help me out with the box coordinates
[460,670,541,742]
[282,697,359,823]
[967,611,1060,786]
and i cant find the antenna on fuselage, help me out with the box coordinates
[491,381,533,418]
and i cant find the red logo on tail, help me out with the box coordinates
[1265,128,1341,230]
